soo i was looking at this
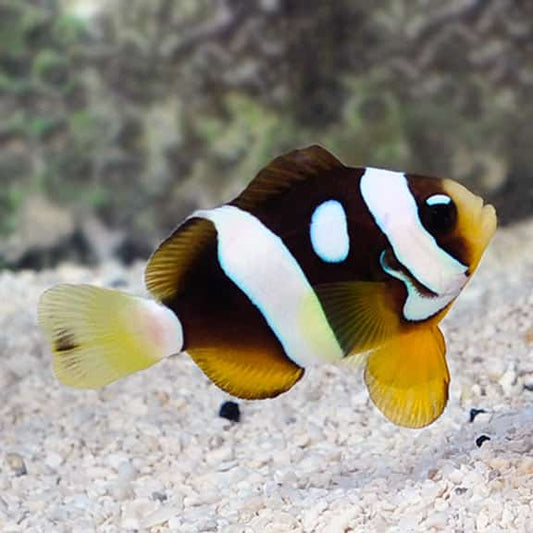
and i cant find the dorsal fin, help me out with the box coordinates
[232,145,345,211]
[145,217,216,302]
[146,146,344,302]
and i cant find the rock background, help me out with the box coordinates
[1,0,533,268]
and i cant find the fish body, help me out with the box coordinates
[38,146,497,428]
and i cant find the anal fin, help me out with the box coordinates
[188,346,304,400]
[364,326,449,428]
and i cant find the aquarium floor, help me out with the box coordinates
[0,219,532,532]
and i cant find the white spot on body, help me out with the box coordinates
[310,200,350,263]
[360,167,467,297]
[194,206,343,366]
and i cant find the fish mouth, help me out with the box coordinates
[441,178,498,272]
[479,201,497,244]
[463,192,497,244]
[466,198,497,272]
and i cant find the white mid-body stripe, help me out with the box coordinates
[360,168,467,298]
[194,206,343,366]
[310,200,350,263]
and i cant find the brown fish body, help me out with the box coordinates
[38,146,497,427]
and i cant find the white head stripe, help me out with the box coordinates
[360,168,467,295]
[310,200,350,263]
[380,252,454,321]
[426,194,451,206]
[194,206,343,366]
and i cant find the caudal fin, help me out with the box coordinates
[38,284,183,388]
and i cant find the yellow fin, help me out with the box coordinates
[233,145,345,211]
[364,326,449,428]
[337,349,371,371]
[145,217,216,302]
[314,282,401,356]
[38,284,182,388]
[188,346,304,399]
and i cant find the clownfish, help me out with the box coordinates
[38,146,497,428]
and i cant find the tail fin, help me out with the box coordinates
[38,284,183,389]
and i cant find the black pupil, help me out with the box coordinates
[422,198,457,235]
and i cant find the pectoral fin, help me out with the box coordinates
[364,326,449,428]
[314,281,401,356]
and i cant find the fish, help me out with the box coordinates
[38,145,497,428]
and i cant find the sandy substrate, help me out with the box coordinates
[0,219,532,532]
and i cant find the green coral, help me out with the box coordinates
[0,0,96,237]
[0,0,530,258]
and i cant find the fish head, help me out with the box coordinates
[437,178,497,275]
[405,174,497,281]
[372,172,498,323]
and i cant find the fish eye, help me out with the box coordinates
[420,194,457,235]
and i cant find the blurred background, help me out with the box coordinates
[1,0,532,270]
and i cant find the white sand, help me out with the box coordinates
[0,219,532,532]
